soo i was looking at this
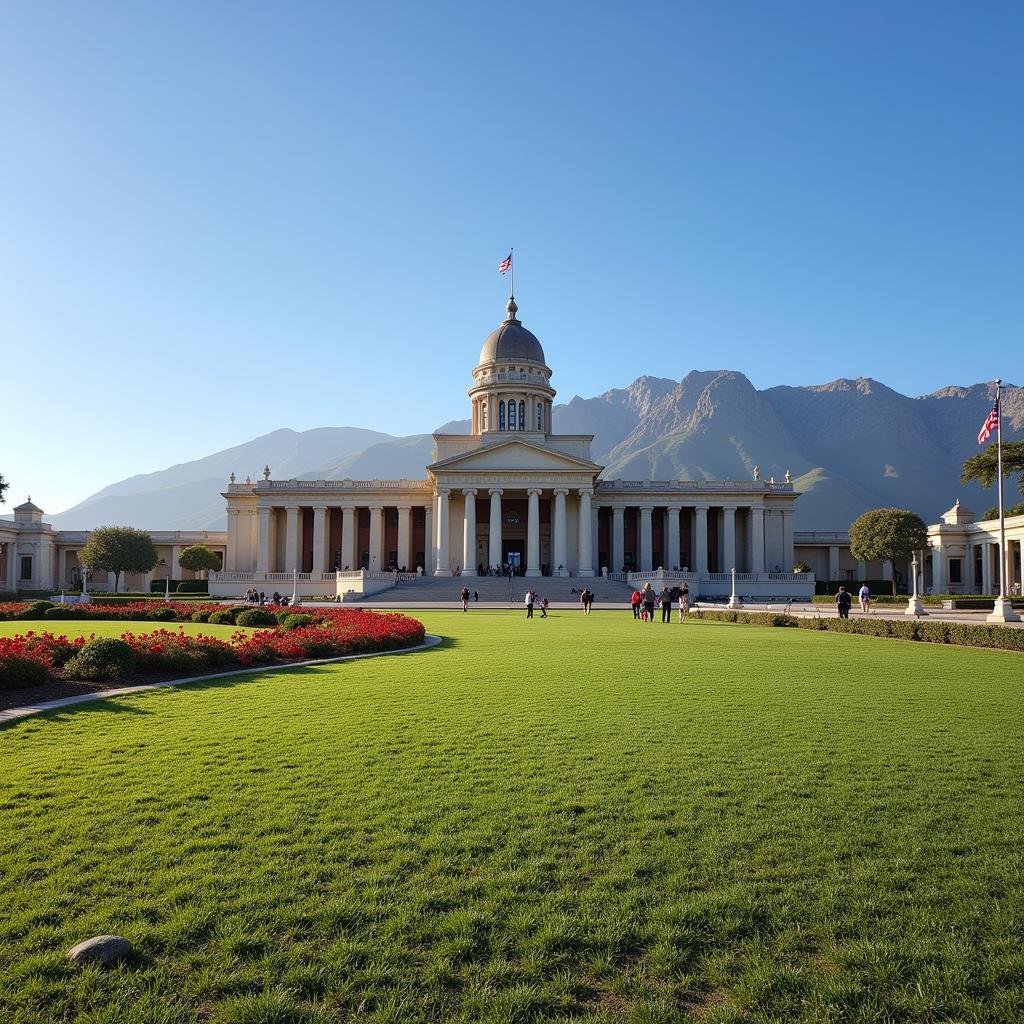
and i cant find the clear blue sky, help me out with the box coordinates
[2,1,1022,513]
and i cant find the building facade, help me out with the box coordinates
[213,298,808,598]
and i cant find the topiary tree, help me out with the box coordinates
[962,441,1024,496]
[178,544,221,578]
[79,526,158,594]
[849,508,929,595]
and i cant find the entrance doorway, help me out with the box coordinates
[504,541,525,575]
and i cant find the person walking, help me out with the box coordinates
[460,586,470,612]
[525,589,534,618]
[540,596,549,618]
[678,583,690,623]
[836,586,852,619]
[580,587,590,614]
[660,584,673,623]
[631,589,642,619]
[473,590,479,602]
[858,583,870,614]
[642,582,656,624]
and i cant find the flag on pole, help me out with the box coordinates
[978,402,999,445]
[498,252,512,275]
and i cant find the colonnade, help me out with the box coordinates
[934,538,1024,595]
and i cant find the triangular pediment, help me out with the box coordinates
[429,438,601,474]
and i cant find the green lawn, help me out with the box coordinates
[2,611,1024,1023]
[0,620,255,641]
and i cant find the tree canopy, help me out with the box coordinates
[79,526,158,593]
[178,544,221,575]
[961,440,1024,495]
[982,503,1024,522]
[0,472,7,506]
[848,508,929,595]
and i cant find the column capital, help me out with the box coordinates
[368,504,384,513]
[436,488,451,497]
[311,503,328,513]
[341,503,356,513]
[553,487,570,497]
[397,504,412,512]
[722,505,738,514]
[527,487,543,497]
[638,503,654,514]
[578,487,594,498]
[666,505,682,514]
[612,504,624,516]
[284,503,300,512]
[488,488,504,496]
[462,488,478,497]
[693,503,710,512]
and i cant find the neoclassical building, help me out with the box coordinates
[213,298,807,599]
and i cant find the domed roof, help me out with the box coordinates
[478,297,546,366]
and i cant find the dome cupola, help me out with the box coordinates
[468,296,556,438]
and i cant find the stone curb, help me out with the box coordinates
[0,634,443,727]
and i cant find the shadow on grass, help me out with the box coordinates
[44,697,154,722]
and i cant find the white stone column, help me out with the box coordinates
[434,490,450,575]
[462,489,478,576]
[226,509,239,571]
[487,395,496,433]
[257,507,272,572]
[828,544,840,581]
[340,505,355,571]
[980,542,990,595]
[611,506,624,574]
[488,489,503,569]
[781,509,795,573]
[423,504,434,574]
[312,504,327,573]
[695,505,709,574]
[750,505,765,573]
[368,505,383,572]
[666,506,681,570]
[639,505,653,571]
[283,507,299,572]
[59,548,68,588]
[397,505,411,571]
[171,544,182,581]
[578,489,594,577]
[552,488,568,575]
[526,488,541,577]
[722,506,737,572]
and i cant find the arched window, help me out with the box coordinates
[536,403,543,431]
[509,398,516,430]
[499,401,505,431]
[518,401,525,431]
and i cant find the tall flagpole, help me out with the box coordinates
[509,248,514,301]
[988,377,1020,622]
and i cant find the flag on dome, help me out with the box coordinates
[978,401,999,444]
[498,252,512,275]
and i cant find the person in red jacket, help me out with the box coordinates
[631,590,642,619]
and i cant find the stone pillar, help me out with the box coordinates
[828,544,840,581]
[611,506,624,574]
[749,505,765,573]
[282,508,298,572]
[312,504,327,573]
[434,490,450,575]
[781,509,795,573]
[722,506,737,572]
[695,505,709,574]
[462,489,478,576]
[487,395,496,433]
[488,489,503,569]
[397,505,411,571]
[257,507,272,572]
[526,488,541,577]
[423,504,434,574]
[340,505,355,571]
[59,548,68,589]
[639,505,653,571]
[552,489,568,575]
[980,542,990,595]
[666,506,681,570]
[368,505,383,572]
[932,546,946,594]
[226,510,239,571]
[171,544,182,581]
[578,489,594,577]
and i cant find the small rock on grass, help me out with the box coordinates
[67,935,131,967]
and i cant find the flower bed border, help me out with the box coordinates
[0,634,441,726]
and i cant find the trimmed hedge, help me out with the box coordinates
[0,656,50,691]
[281,613,315,631]
[175,580,209,594]
[235,608,278,628]
[19,600,56,620]
[208,610,235,625]
[690,608,1024,652]
[191,610,211,623]
[64,638,138,681]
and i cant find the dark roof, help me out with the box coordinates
[477,296,546,366]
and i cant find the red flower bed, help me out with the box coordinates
[0,605,426,692]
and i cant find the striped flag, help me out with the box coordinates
[498,252,512,275]
[978,401,999,444]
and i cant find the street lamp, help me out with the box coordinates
[727,566,743,609]
[905,552,926,617]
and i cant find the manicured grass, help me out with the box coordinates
[2,610,1023,1023]
[0,620,256,641]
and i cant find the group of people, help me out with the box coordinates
[524,590,550,618]
[242,588,293,607]
[459,587,480,610]
[835,584,871,618]
[630,581,691,623]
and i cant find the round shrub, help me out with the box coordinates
[44,606,82,620]
[281,613,315,631]
[64,638,137,681]
[235,608,278,628]
[147,607,178,622]
[20,600,55,620]
[191,610,211,623]
[208,610,235,625]
[0,656,50,691]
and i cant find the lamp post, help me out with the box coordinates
[727,566,743,609]
[905,552,926,617]
[80,563,90,604]
[291,567,299,607]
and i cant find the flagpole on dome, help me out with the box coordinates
[987,377,1020,622]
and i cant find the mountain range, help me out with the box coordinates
[45,372,1022,533]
